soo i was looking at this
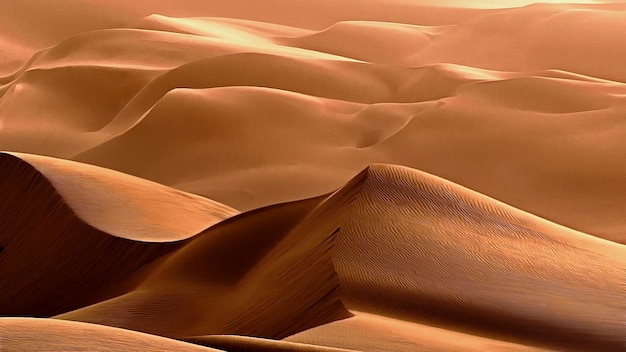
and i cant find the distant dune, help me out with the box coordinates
[1,1,625,351]
[2,1,626,243]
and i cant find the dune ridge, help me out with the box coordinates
[0,152,235,317]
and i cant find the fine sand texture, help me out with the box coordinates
[1,1,625,352]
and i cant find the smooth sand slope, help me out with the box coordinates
[57,164,625,351]
[287,311,555,352]
[0,152,236,316]
[2,1,626,243]
[0,318,222,352]
[8,152,237,241]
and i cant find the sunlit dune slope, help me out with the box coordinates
[0,318,222,352]
[8,152,237,241]
[0,152,236,316]
[58,164,625,351]
[286,311,556,352]
[65,58,626,243]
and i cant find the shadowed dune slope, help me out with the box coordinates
[0,152,236,316]
[56,194,351,339]
[0,318,223,352]
[58,164,625,351]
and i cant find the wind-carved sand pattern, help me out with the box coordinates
[1,1,625,351]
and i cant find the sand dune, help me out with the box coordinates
[0,152,235,316]
[55,164,625,351]
[1,1,625,351]
[4,152,237,241]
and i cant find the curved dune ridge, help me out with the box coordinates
[182,335,358,352]
[1,1,626,352]
[0,152,236,317]
[8,152,238,241]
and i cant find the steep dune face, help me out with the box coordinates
[0,152,235,316]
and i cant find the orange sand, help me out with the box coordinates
[1,1,625,351]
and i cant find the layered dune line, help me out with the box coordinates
[52,164,625,351]
[0,152,236,316]
[2,1,626,243]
